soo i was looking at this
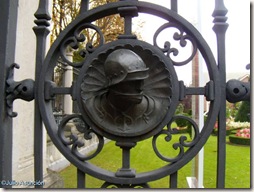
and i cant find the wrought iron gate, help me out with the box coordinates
[0,0,250,189]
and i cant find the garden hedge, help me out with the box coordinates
[228,135,250,145]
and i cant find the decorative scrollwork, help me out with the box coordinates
[39,1,220,185]
[101,182,150,188]
[58,114,104,161]
[6,63,35,117]
[60,23,105,67]
[153,22,197,66]
[152,115,199,163]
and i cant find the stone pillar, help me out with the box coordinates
[190,51,204,188]
[63,52,73,115]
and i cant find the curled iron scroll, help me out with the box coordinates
[38,0,220,185]
[152,115,199,163]
[60,23,105,67]
[58,114,104,161]
[153,23,198,66]
[101,182,150,188]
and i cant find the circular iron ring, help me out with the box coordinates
[38,1,220,185]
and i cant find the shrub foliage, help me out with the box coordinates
[235,101,250,122]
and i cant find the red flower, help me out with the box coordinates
[235,128,250,138]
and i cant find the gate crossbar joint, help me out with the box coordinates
[6,63,35,117]
[226,79,250,103]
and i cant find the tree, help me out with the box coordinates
[235,101,250,122]
[51,0,127,62]
[51,0,125,45]
[51,0,81,45]
[51,0,126,112]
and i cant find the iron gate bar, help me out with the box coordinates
[80,0,89,14]
[33,0,51,188]
[77,1,89,188]
[170,171,178,188]
[171,0,178,13]
[0,0,19,188]
[45,85,72,100]
[212,0,228,188]
[77,168,85,188]
[0,0,250,189]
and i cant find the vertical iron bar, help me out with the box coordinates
[77,169,86,188]
[171,0,178,12]
[33,0,51,188]
[79,0,89,14]
[115,142,136,177]
[122,147,131,169]
[0,0,19,188]
[124,16,133,36]
[170,171,178,188]
[118,5,138,39]
[170,2,178,188]
[212,0,228,188]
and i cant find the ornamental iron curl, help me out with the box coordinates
[38,1,221,186]
[152,115,199,163]
[101,182,150,188]
[6,63,35,117]
[58,114,104,161]
[153,22,198,66]
[60,23,105,67]
[2,0,243,189]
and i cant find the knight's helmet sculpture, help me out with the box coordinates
[2,0,250,189]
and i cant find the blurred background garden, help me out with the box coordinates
[59,99,250,188]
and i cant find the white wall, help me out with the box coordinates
[12,0,59,187]
[12,0,39,183]
[12,0,77,187]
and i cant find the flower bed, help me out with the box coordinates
[229,128,250,145]
[212,121,250,136]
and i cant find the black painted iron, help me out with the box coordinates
[212,0,228,188]
[0,0,250,189]
[0,0,19,188]
[6,63,35,117]
[38,0,221,188]
[226,80,250,103]
[33,0,51,188]
[79,44,175,141]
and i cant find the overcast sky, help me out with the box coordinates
[134,0,250,84]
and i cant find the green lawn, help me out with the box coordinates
[59,135,250,188]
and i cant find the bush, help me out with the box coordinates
[174,104,191,128]
[174,104,192,137]
[235,101,250,122]
[229,135,250,145]
[175,115,190,127]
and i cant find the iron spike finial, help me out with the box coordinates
[212,0,228,33]
[34,0,51,20]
